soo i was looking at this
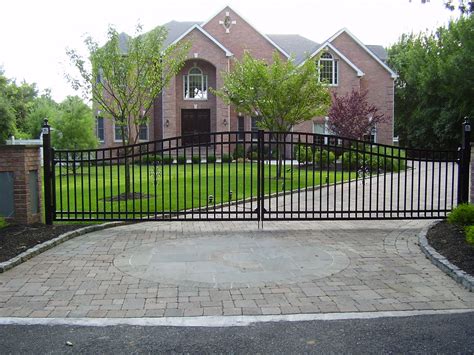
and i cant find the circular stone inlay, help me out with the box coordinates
[113,236,350,287]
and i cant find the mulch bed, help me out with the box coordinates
[426,220,474,276]
[0,223,85,263]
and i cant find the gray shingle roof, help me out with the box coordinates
[267,34,320,64]
[121,21,388,65]
[366,45,388,62]
[162,21,201,47]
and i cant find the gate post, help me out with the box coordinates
[458,118,471,204]
[257,129,264,222]
[42,119,53,225]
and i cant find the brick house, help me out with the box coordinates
[96,6,397,148]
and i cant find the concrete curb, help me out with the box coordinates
[419,221,474,292]
[0,222,125,273]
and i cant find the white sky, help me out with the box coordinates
[0,0,457,102]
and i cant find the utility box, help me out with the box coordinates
[0,145,42,224]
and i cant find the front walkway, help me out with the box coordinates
[0,220,473,318]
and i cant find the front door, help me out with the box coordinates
[181,109,211,145]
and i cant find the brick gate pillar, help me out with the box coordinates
[0,145,42,224]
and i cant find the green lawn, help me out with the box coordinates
[53,162,355,219]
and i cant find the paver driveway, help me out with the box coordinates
[0,220,473,318]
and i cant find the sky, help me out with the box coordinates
[0,0,458,102]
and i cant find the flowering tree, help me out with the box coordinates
[327,89,385,141]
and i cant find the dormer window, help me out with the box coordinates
[183,66,208,100]
[319,52,338,86]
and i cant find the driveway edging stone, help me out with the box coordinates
[0,222,125,273]
[419,220,474,292]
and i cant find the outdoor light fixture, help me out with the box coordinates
[223,118,228,126]
[165,119,170,127]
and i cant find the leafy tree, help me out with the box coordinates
[388,15,474,149]
[327,89,385,141]
[66,24,189,196]
[5,81,38,134]
[0,96,16,143]
[413,0,473,14]
[214,51,331,176]
[25,93,60,138]
[51,96,97,151]
[0,68,38,137]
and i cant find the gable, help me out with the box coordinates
[169,24,233,57]
[202,6,289,61]
[306,42,364,77]
[329,29,396,78]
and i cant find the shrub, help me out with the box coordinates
[162,155,174,165]
[314,149,336,168]
[206,155,217,163]
[141,154,162,165]
[192,155,201,164]
[221,154,233,163]
[246,144,276,160]
[249,151,258,161]
[341,151,364,170]
[464,225,474,245]
[233,145,246,159]
[295,144,313,164]
[447,204,474,227]
[0,217,7,229]
[176,155,187,164]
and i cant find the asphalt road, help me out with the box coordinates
[1,312,473,354]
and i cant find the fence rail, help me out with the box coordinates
[42,120,470,224]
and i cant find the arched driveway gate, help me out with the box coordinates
[42,121,471,224]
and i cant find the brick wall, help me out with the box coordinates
[331,32,394,145]
[0,145,42,224]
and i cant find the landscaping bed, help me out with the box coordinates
[426,220,474,276]
[0,223,85,262]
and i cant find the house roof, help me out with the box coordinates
[267,34,320,64]
[162,21,201,47]
[122,19,390,68]
[366,45,388,62]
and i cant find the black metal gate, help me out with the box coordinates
[42,120,471,224]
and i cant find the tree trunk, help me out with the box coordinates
[121,125,131,198]
[276,133,287,179]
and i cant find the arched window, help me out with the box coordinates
[183,66,208,100]
[318,52,338,85]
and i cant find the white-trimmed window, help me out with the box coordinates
[364,126,377,143]
[183,66,208,100]
[96,117,105,142]
[139,123,149,141]
[318,52,338,86]
[114,123,128,142]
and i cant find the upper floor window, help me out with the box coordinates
[183,67,208,100]
[319,52,338,86]
[96,117,104,142]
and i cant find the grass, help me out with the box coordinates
[0,217,7,229]
[53,162,355,220]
